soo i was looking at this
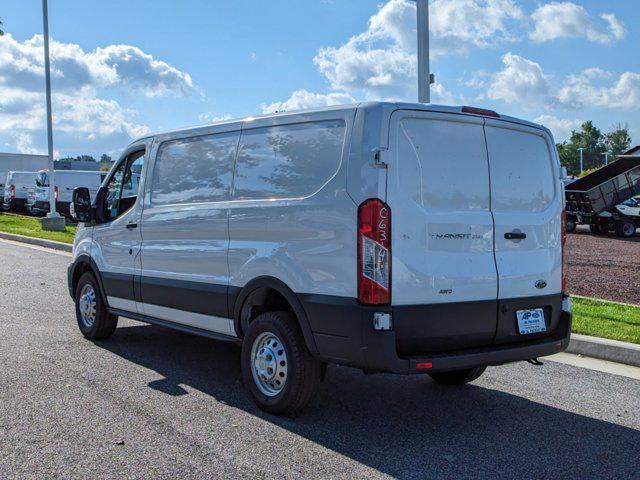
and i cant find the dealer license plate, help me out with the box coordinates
[516,308,546,335]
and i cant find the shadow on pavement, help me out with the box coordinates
[96,323,640,480]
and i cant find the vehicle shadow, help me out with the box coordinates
[95,323,640,480]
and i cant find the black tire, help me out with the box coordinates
[615,220,636,238]
[241,311,321,415]
[74,272,118,339]
[565,217,577,233]
[428,366,486,385]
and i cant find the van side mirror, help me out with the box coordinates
[72,187,92,223]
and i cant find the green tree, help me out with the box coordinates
[558,121,606,176]
[0,19,4,36]
[100,154,112,163]
[604,124,632,158]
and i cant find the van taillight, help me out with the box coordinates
[9,185,15,199]
[54,186,58,201]
[358,199,391,305]
[561,209,567,293]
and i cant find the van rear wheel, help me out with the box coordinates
[241,311,321,415]
[428,366,486,385]
[74,272,118,339]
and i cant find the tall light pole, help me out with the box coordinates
[577,147,585,175]
[602,152,609,166]
[413,0,430,103]
[41,0,64,231]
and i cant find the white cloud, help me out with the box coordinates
[0,34,194,96]
[313,0,523,100]
[13,132,45,155]
[530,2,626,44]
[474,53,640,111]
[261,89,356,114]
[198,112,233,123]
[0,34,192,156]
[486,53,555,107]
[534,115,582,141]
[559,70,640,109]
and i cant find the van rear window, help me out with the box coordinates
[234,120,346,200]
[485,126,555,213]
[397,117,490,211]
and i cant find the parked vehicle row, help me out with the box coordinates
[28,170,106,216]
[67,102,572,414]
[1,170,105,216]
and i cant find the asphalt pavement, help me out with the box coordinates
[1,240,639,480]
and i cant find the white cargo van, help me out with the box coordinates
[28,170,107,216]
[2,171,38,212]
[67,103,572,413]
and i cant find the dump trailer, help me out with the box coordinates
[565,156,640,237]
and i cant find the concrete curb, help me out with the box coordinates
[567,333,640,368]
[0,232,72,253]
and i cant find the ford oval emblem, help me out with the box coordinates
[535,280,547,290]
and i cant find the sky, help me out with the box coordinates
[1,0,639,159]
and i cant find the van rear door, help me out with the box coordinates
[484,119,563,344]
[387,110,498,355]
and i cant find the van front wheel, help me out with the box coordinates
[428,366,486,385]
[241,311,321,414]
[75,272,118,339]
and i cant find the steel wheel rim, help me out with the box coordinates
[250,331,288,397]
[78,284,97,329]
[623,223,635,236]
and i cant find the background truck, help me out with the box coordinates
[565,156,640,237]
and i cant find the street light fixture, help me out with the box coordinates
[411,0,431,104]
[577,147,586,175]
[40,0,65,231]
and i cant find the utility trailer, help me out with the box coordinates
[565,156,640,237]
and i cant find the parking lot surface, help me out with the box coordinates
[1,241,639,479]
[566,226,640,304]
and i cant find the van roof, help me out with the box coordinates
[131,102,550,146]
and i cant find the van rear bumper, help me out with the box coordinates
[301,294,572,374]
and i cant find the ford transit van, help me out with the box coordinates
[67,103,572,414]
[28,170,107,216]
[2,171,38,212]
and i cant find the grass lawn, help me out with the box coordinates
[572,296,640,345]
[0,214,76,244]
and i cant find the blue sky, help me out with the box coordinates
[1,0,639,158]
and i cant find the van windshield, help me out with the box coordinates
[36,172,49,187]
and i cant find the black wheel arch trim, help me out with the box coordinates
[231,276,319,356]
[68,254,109,307]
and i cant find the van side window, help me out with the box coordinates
[151,131,237,206]
[103,150,145,221]
[234,120,346,200]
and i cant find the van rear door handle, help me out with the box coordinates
[126,223,138,229]
[505,231,526,240]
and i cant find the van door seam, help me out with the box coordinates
[482,120,502,344]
